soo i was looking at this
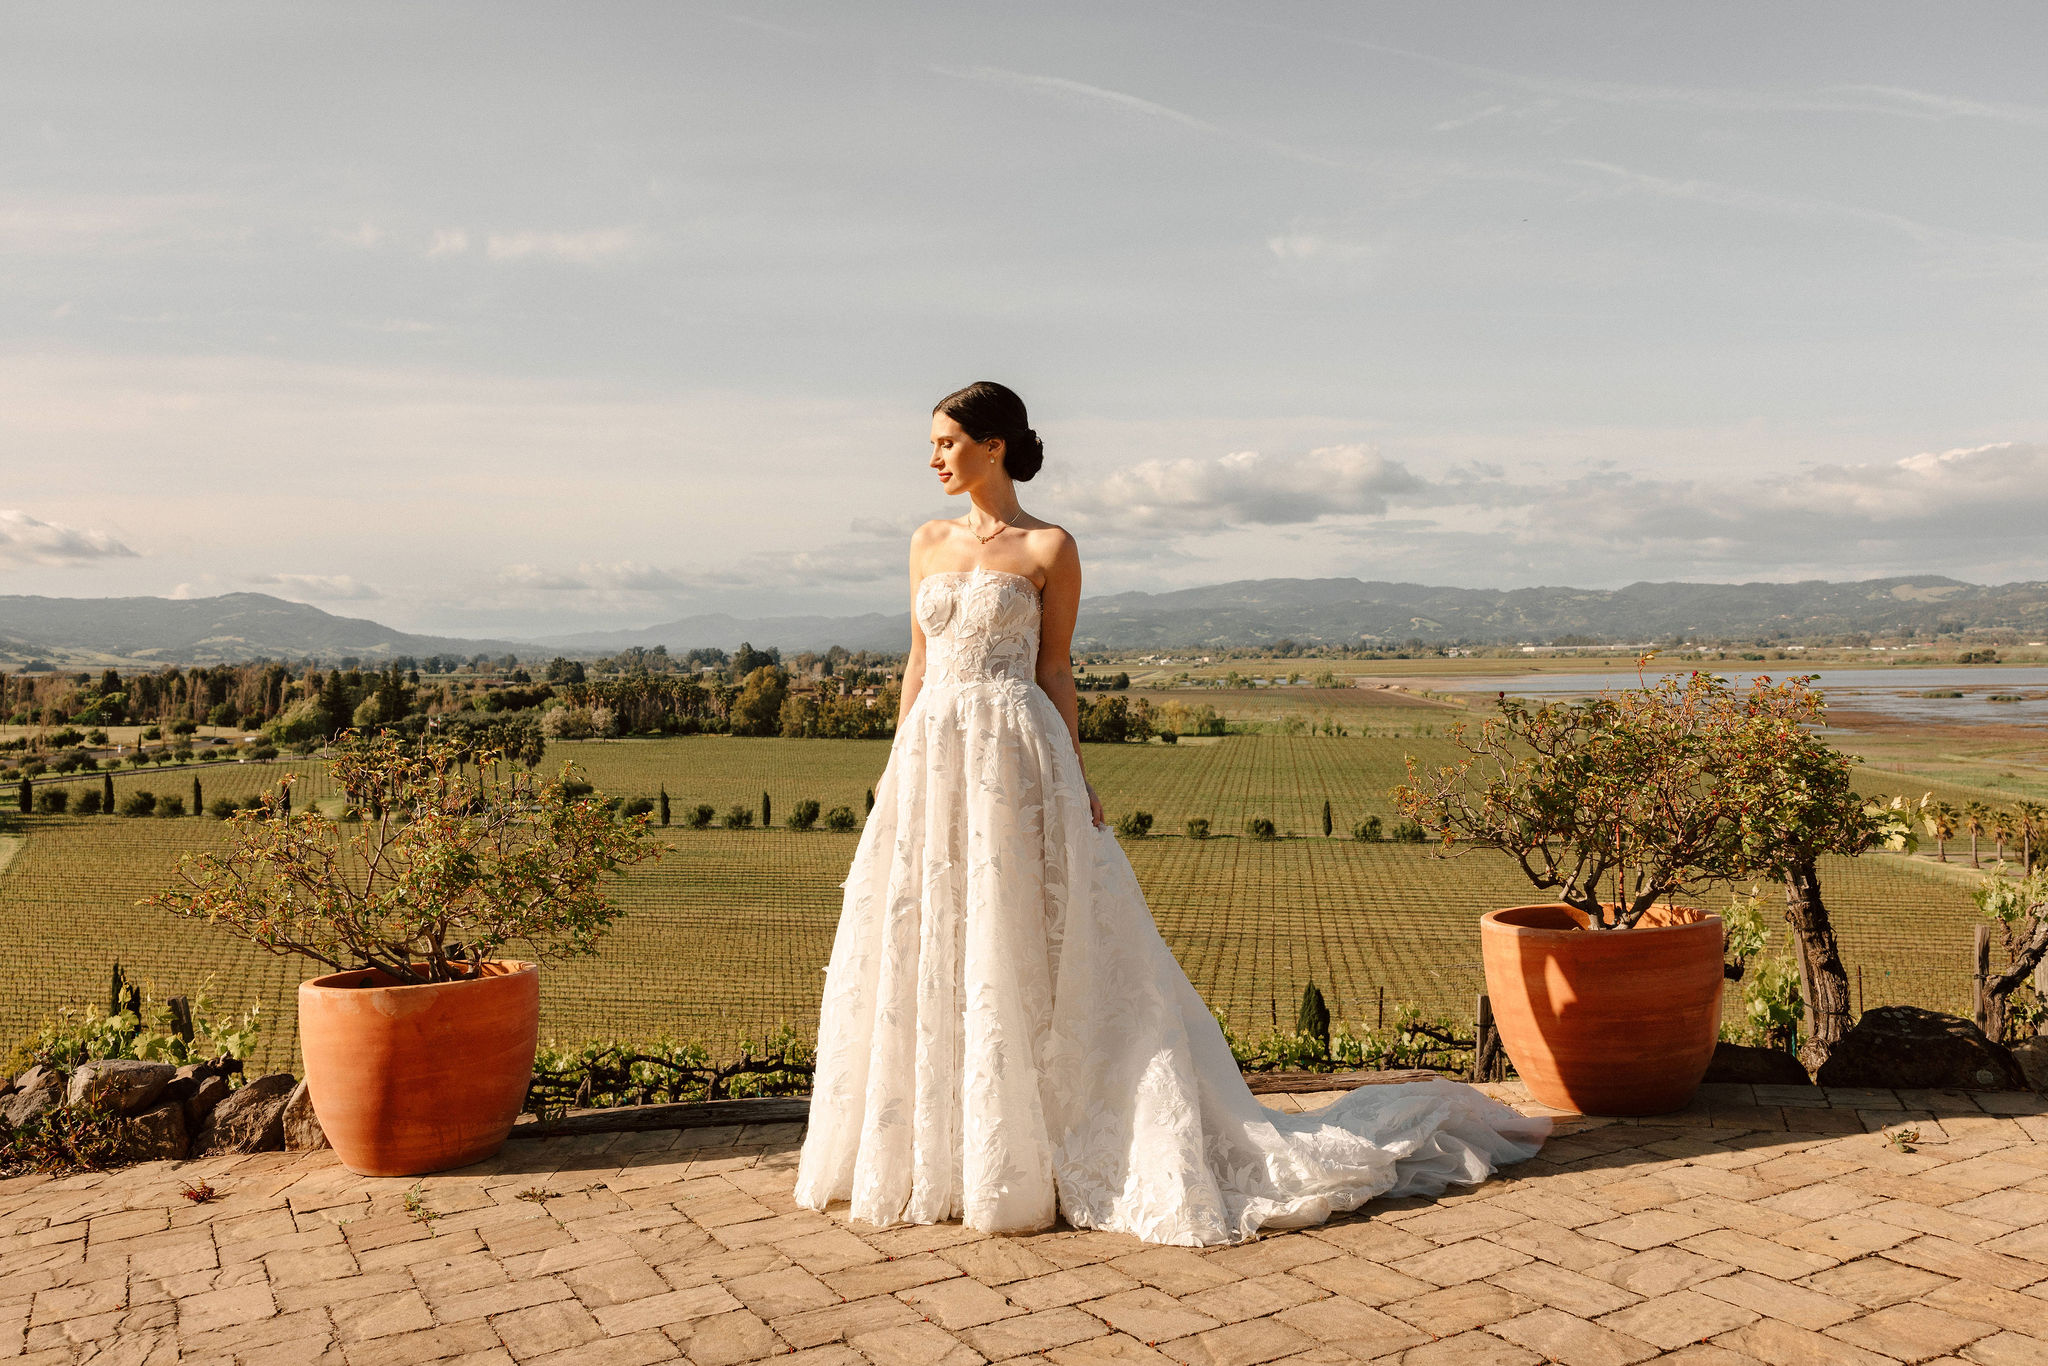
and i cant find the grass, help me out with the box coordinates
[0,733,1993,1075]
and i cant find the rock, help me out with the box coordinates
[3,1067,65,1129]
[181,1075,231,1131]
[124,1099,189,1161]
[191,1073,297,1155]
[66,1060,177,1114]
[1703,1042,1812,1086]
[281,1080,328,1152]
[2011,1034,2048,1093]
[1815,1006,2029,1091]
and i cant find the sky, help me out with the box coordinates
[3,2,2046,639]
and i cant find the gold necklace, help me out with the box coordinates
[971,512,1015,544]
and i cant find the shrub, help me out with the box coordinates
[156,795,186,817]
[141,726,162,740]
[169,720,197,735]
[119,791,157,817]
[1244,816,1278,841]
[560,780,596,801]
[34,789,68,815]
[1158,729,1178,744]
[786,799,821,831]
[1352,816,1383,842]
[724,805,754,829]
[246,744,278,761]
[1114,810,1154,838]
[208,798,240,820]
[824,806,858,832]
[1390,820,1425,842]
[1185,817,1210,840]
[75,789,103,816]
[620,797,655,819]
[688,803,715,830]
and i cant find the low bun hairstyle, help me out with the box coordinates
[934,380,1044,482]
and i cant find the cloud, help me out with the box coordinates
[497,562,688,593]
[0,509,137,566]
[247,573,382,601]
[483,227,641,264]
[1059,445,1427,532]
[426,227,469,256]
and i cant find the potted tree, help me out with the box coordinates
[147,734,659,1176]
[1393,668,1845,1115]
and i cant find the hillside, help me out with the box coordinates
[0,593,526,666]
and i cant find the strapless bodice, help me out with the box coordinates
[915,567,1042,691]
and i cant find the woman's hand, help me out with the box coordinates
[1086,781,1105,829]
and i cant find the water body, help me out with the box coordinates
[1442,667,2048,728]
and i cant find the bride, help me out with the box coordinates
[792,382,1548,1246]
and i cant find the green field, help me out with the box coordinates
[0,732,1994,1074]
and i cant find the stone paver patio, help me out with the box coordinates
[4,1081,2047,1365]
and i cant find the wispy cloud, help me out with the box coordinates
[932,64,1344,169]
[483,227,642,264]
[0,509,136,566]
[247,572,381,601]
[498,562,689,593]
[1058,445,1425,533]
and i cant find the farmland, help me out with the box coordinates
[0,727,2000,1075]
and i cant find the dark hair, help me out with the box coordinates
[933,381,1043,482]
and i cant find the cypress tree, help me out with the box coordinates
[102,771,114,814]
[865,787,874,814]
[658,787,671,827]
[761,790,771,827]
[1322,799,1332,837]
[193,776,203,816]
[16,778,29,814]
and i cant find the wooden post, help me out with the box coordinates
[1855,966,1864,1020]
[1973,924,1992,1033]
[1474,993,1502,1083]
[1376,985,1385,1030]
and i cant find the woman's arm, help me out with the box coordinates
[1034,532,1105,827]
[895,536,933,731]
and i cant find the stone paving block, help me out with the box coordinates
[897,1275,1022,1331]
[1177,1272,1322,1325]
[559,1255,671,1308]
[28,1276,126,1325]
[664,1306,783,1366]
[1885,1235,2048,1291]
[1824,1302,1994,1363]
[1594,1247,1736,1298]
[1105,1248,1239,1299]
[1677,1230,1838,1281]
[1797,1257,1953,1309]
[1484,1261,1639,1318]
[1695,1271,1856,1331]
[176,1304,333,1359]
[1397,1203,1529,1246]
[820,1251,965,1299]
[1300,1221,1435,1263]
[1864,1196,2019,1245]
[1387,1330,1545,1365]
[1949,1190,2048,1226]
[1389,1239,1533,1288]
[1289,1255,1436,1307]
[276,1270,416,1313]
[1155,1314,1315,1366]
[960,1304,1109,1360]
[1029,1231,1153,1270]
[1082,1287,1223,1343]
[1980,1223,2048,1266]
[1276,1293,1431,1357]
[1195,1239,1337,1283]
[724,1263,840,1320]
[489,1298,603,1361]
[1931,1158,2048,1196]
[336,1318,502,1366]
[1714,1315,1898,1365]
[330,1287,436,1342]
[175,1279,277,1335]
[1961,1331,2048,1365]
[771,1293,923,1350]
[1487,1187,1616,1229]
[1596,1289,1759,1351]
[1774,1213,1920,1260]
[1005,1263,1139,1312]
[1916,1279,2048,1335]
[1484,1219,1625,1274]
[941,1240,1063,1287]
[1583,1211,1718,1252]
[434,1276,577,1324]
[1383,1281,1536,1338]
[1490,1307,1660,1366]
[846,1316,988,1366]
[589,1281,742,1335]
[1043,1329,1176,1364]
[778,1227,890,1276]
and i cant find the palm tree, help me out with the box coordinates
[1990,806,2016,865]
[1926,801,1959,862]
[1963,801,1990,869]
[2020,801,2046,875]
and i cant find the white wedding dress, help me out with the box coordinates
[792,565,1549,1246]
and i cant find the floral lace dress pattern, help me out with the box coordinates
[792,565,1549,1246]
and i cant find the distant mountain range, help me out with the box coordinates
[0,593,527,667]
[3,576,2044,665]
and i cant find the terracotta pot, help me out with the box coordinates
[298,960,539,1176]
[1480,905,1724,1116]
